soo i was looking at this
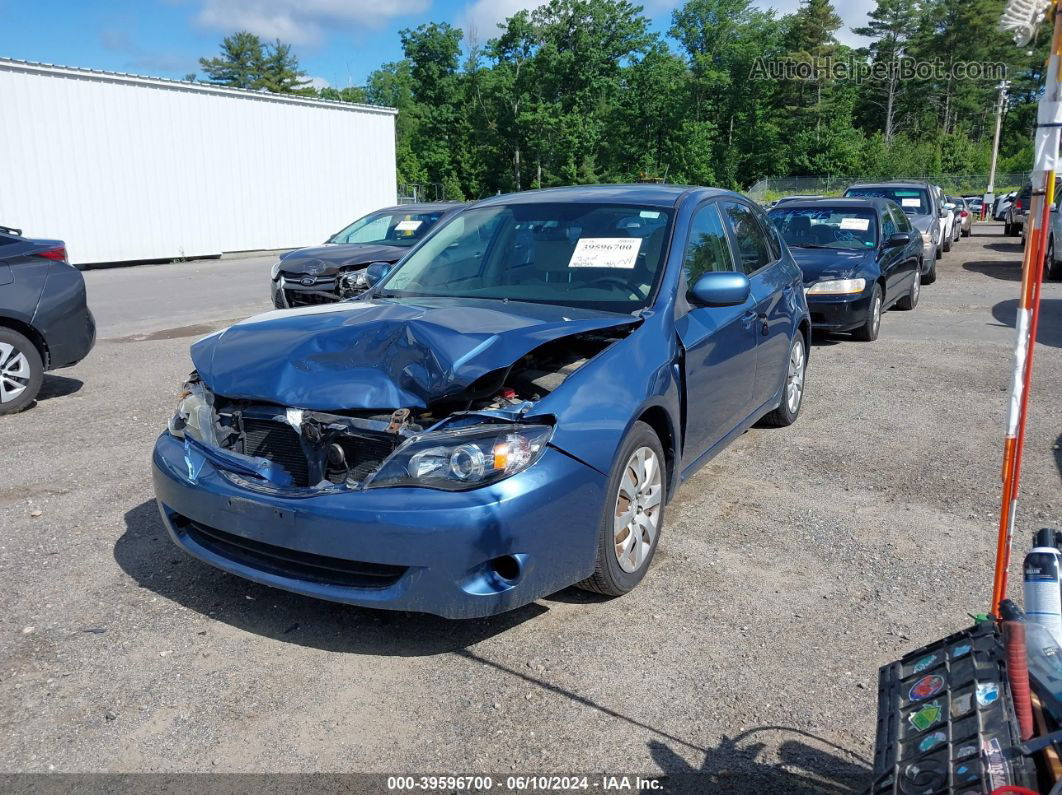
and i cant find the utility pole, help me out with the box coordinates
[985,80,1009,220]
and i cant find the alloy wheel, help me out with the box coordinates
[871,295,882,336]
[786,337,805,414]
[0,342,31,404]
[613,446,662,573]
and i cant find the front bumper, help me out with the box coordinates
[805,289,873,332]
[151,432,608,619]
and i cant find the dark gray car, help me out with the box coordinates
[0,226,95,414]
[270,203,464,308]
[843,181,944,285]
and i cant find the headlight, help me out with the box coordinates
[270,259,282,280]
[806,278,866,295]
[366,424,553,491]
[167,377,218,446]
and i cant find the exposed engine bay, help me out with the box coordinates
[177,326,630,492]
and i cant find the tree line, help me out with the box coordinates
[196,0,1047,199]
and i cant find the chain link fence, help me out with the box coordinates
[397,183,445,204]
[746,172,1031,204]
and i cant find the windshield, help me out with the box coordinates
[329,209,446,247]
[768,206,878,250]
[377,202,673,313]
[845,187,929,216]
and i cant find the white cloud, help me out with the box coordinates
[195,0,431,45]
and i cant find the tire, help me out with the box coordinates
[942,234,951,253]
[1004,222,1013,236]
[852,284,883,342]
[896,269,920,310]
[0,328,44,415]
[1048,238,1062,281]
[578,421,666,597]
[961,226,970,238]
[759,332,807,428]
[921,254,937,285]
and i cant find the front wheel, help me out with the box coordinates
[759,333,807,428]
[0,329,44,415]
[1048,238,1062,281]
[578,421,666,597]
[921,255,937,285]
[852,284,883,342]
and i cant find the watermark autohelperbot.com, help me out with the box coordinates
[749,56,1008,83]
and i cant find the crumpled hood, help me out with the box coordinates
[277,243,407,276]
[790,247,875,284]
[191,297,637,410]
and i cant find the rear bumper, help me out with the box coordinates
[33,264,96,369]
[151,431,608,618]
[806,290,873,332]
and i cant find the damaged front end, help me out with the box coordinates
[167,325,628,495]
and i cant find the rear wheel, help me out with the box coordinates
[577,421,666,597]
[896,270,920,310]
[1004,221,1013,236]
[759,333,807,427]
[0,329,43,415]
[852,284,883,342]
[942,234,952,252]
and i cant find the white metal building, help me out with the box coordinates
[0,58,398,265]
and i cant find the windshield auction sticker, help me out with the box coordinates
[568,238,642,269]
[395,220,423,231]
[839,217,870,231]
[901,198,921,208]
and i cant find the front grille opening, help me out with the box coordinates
[284,289,335,306]
[241,418,310,486]
[173,514,407,589]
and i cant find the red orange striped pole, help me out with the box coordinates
[991,5,1061,613]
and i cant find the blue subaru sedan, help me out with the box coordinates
[152,186,811,618]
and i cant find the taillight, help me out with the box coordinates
[960,210,969,217]
[36,246,67,261]
[1016,199,1024,211]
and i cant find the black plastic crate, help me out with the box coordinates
[871,620,1037,793]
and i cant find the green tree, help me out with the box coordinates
[853,0,919,142]
[199,31,266,89]
[259,39,311,94]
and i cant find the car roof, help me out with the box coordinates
[846,181,931,190]
[769,197,888,211]
[471,184,718,209]
[379,202,465,213]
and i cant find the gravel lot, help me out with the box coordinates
[1,223,1060,792]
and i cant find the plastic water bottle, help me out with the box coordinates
[1023,528,1062,645]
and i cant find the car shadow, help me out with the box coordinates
[963,261,1023,282]
[114,499,547,656]
[992,298,1062,349]
[36,374,84,401]
[646,726,871,793]
[983,241,1024,252]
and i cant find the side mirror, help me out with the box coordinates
[885,232,912,247]
[689,272,751,307]
[364,261,393,286]
[943,202,956,211]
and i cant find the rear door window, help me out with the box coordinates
[720,202,771,274]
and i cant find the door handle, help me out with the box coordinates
[742,310,757,330]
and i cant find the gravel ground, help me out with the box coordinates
[1,222,1060,792]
